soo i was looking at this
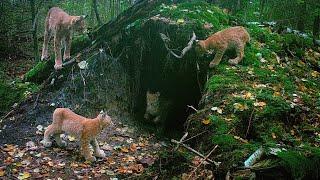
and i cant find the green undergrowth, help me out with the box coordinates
[187,22,320,178]
[0,80,39,116]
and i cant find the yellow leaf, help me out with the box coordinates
[254,101,267,107]
[18,172,31,180]
[0,170,5,177]
[311,71,320,77]
[233,103,248,111]
[177,19,185,24]
[271,133,277,139]
[202,119,211,125]
[68,135,76,142]
[120,147,129,153]
[243,92,253,99]
[273,91,281,97]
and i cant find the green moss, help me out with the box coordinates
[278,149,320,179]
[0,81,39,115]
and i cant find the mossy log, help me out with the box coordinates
[24,35,91,83]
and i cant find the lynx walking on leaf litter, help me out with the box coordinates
[195,26,250,68]
[41,7,87,70]
[41,108,112,162]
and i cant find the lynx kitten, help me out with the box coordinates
[41,108,112,162]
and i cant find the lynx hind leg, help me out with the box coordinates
[54,134,67,147]
[228,44,244,65]
[91,139,106,158]
[81,137,96,162]
[41,124,57,147]
[209,49,226,68]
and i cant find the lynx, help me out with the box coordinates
[41,7,86,70]
[41,108,112,162]
[144,91,160,123]
[195,26,250,68]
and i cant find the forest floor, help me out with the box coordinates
[0,96,163,179]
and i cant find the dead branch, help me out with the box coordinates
[160,32,196,59]
[187,105,198,112]
[182,131,208,143]
[174,132,188,151]
[188,145,219,180]
[245,109,255,138]
[171,139,220,166]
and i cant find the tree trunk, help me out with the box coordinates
[30,0,39,62]
[92,0,102,25]
[259,0,266,21]
[297,2,307,32]
[313,15,320,45]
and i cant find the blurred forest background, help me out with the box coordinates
[1,0,320,63]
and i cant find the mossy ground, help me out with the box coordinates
[186,20,320,179]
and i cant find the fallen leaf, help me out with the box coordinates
[234,136,248,143]
[130,143,137,152]
[18,172,31,180]
[68,135,76,142]
[202,119,211,125]
[177,19,185,24]
[120,147,129,153]
[0,170,5,177]
[233,103,249,111]
[138,157,155,166]
[253,101,267,107]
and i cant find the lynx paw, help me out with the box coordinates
[95,150,106,158]
[228,59,239,65]
[63,55,71,61]
[41,140,52,147]
[41,55,49,61]
[54,64,63,70]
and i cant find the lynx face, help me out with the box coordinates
[195,41,207,56]
[72,16,87,33]
[144,91,160,123]
[98,112,113,128]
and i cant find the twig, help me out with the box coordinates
[188,145,218,180]
[187,105,198,112]
[182,131,208,143]
[174,132,188,151]
[171,139,220,166]
[33,93,40,109]
[245,109,255,138]
[0,109,15,123]
[160,32,196,59]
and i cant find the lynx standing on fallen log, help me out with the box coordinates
[41,7,87,70]
[195,26,250,68]
[41,108,112,162]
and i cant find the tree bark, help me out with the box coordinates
[92,0,102,25]
[30,0,39,62]
[297,2,307,32]
[313,15,320,45]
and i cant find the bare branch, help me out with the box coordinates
[160,32,196,59]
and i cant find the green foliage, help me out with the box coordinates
[0,81,39,115]
[278,148,320,179]
[24,59,54,84]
